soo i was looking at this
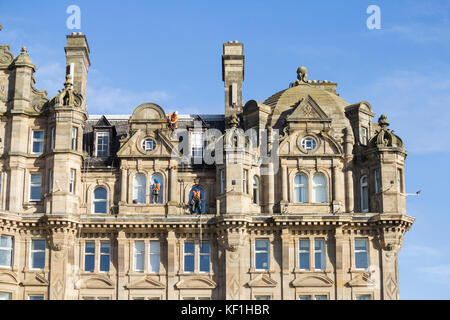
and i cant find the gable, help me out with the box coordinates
[125,276,165,289]
[246,274,277,288]
[21,273,49,287]
[291,274,334,287]
[346,272,375,287]
[117,129,180,158]
[175,277,217,289]
[80,276,114,289]
[287,95,331,122]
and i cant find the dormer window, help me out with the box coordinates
[96,132,109,157]
[360,127,368,145]
[191,131,204,158]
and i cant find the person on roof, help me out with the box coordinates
[168,111,179,130]
[151,179,161,203]
[189,186,203,214]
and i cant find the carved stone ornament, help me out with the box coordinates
[0,45,14,67]
[49,75,84,108]
[290,66,308,87]
[368,114,404,149]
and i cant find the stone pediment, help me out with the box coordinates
[130,103,167,122]
[80,276,114,289]
[117,129,180,158]
[287,95,330,122]
[175,277,217,289]
[125,276,165,289]
[247,274,277,288]
[94,115,113,128]
[0,271,19,285]
[291,274,334,287]
[346,272,375,287]
[21,273,49,286]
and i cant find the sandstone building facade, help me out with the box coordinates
[0,33,413,300]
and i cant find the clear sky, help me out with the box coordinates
[1,0,449,299]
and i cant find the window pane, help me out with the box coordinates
[299,239,310,270]
[94,187,107,200]
[255,239,268,251]
[299,296,311,300]
[30,174,42,201]
[134,241,145,272]
[294,174,308,203]
[0,235,12,267]
[200,242,210,254]
[184,255,194,273]
[255,252,268,270]
[149,241,160,273]
[255,296,270,300]
[355,239,368,251]
[32,239,45,251]
[315,295,327,300]
[199,255,209,272]
[94,201,107,214]
[356,295,372,300]
[355,239,369,269]
[0,292,11,300]
[184,242,194,254]
[100,243,110,272]
[314,239,325,270]
[133,175,146,204]
[32,251,45,269]
[84,242,95,272]
[29,295,44,300]
[312,173,327,203]
[85,242,95,254]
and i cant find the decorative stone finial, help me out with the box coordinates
[290,66,308,87]
[21,47,27,53]
[378,114,390,129]
[228,113,240,128]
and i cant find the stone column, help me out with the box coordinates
[266,162,275,214]
[333,163,345,213]
[345,163,354,213]
[281,165,288,203]
[166,230,176,299]
[116,231,128,300]
[334,226,346,300]
[120,168,127,203]
[169,166,178,203]
[280,228,292,300]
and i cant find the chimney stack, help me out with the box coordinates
[222,41,244,119]
[65,33,90,101]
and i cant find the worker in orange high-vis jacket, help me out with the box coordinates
[190,186,202,214]
[151,179,161,203]
[168,111,179,130]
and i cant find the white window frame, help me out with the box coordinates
[84,241,95,272]
[254,238,269,271]
[93,187,108,214]
[199,241,210,273]
[252,176,259,204]
[96,132,110,157]
[69,169,76,194]
[298,239,310,270]
[312,173,327,203]
[0,292,12,300]
[133,241,145,273]
[30,239,46,270]
[361,176,369,212]
[29,173,42,202]
[99,242,110,273]
[28,295,44,300]
[0,235,13,268]
[191,131,204,158]
[354,238,370,270]
[184,241,195,273]
[301,137,317,151]
[149,241,160,273]
[31,130,44,154]
[133,174,147,204]
[360,127,368,145]
[71,127,78,151]
[314,238,325,271]
[142,138,157,151]
[294,173,308,203]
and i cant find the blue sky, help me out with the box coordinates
[1,0,450,299]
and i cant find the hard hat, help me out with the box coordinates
[154,179,159,183]
[175,111,178,115]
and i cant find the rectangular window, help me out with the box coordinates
[315,295,328,300]
[356,294,372,300]
[397,169,403,193]
[243,169,248,194]
[299,239,310,270]
[255,296,271,300]
[355,238,369,270]
[69,169,75,194]
[149,241,160,273]
[299,295,311,300]
[96,132,110,157]
[314,239,325,270]
[199,242,210,273]
[32,130,44,154]
[255,239,269,270]
[84,242,95,272]
[28,295,44,300]
[29,174,42,201]
[71,127,78,150]
[31,239,45,270]
[191,132,204,158]
[184,241,195,273]
[220,169,225,194]
[50,127,55,150]
[0,292,11,300]
[100,242,110,273]
[48,169,53,194]
[0,235,13,268]
[360,127,368,145]
[374,169,381,193]
[134,241,145,273]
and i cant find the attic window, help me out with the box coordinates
[301,137,317,151]
[142,138,157,151]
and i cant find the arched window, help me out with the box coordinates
[93,187,107,214]
[189,186,205,214]
[361,176,369,212]
[253,176,260,204]
[133,174,146,204]
[150,173,164,204]
[294,173,308,203]
[312,173,327,203]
